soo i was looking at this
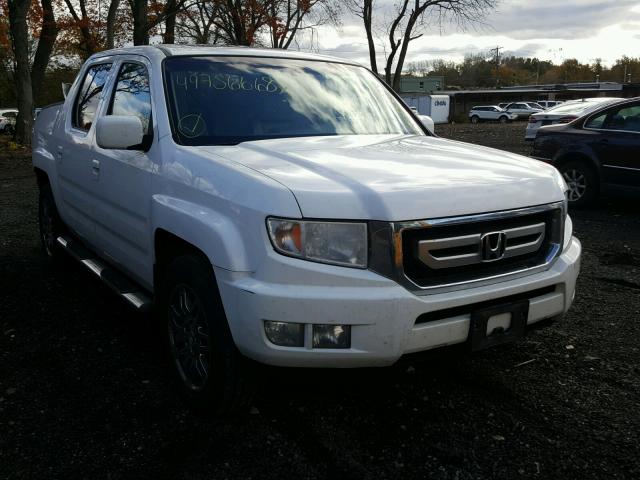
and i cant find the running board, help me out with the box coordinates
[56,236,152,312]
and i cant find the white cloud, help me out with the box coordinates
[293,0,640,67]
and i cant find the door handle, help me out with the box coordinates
[91,159,100,179]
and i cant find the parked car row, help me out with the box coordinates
[469,102,545,123]
[532,96,640,206]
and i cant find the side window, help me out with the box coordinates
[73,63,112,131]
[587,104,640,132]
[108,62,152,135]
[610,104,640,132]
[585,112,607,129]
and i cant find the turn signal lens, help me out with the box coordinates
[267,218,367,268]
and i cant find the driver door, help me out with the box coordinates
[90,57,156,286]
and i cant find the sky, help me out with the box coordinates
[295,0,640,67]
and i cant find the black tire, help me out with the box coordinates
[159,253,256,415]
[470,115,480,124]
[38,183,65,262]
[499,115,508,124]
[559,160,598,208]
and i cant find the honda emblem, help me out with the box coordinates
[481,231,507,261]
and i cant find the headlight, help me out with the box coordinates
[267,218,367,268]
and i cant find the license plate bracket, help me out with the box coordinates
[469,300,529,351]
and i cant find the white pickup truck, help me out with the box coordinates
[32,46,581,413]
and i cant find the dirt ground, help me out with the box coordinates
[1,123,639,480]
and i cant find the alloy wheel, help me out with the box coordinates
[167,284,211,391]
[563,169,587,202]
[39,198,56,256]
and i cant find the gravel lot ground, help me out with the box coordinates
[1,122,639,480]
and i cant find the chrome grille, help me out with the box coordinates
[418,222,546,269]
[367,202,565,295]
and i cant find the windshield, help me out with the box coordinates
[163,56,423,146]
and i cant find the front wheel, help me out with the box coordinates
[559,161,598,208]
[499,115,508,124]
[470,115,480,124]
[160,254,256,415]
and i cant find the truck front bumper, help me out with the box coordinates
[216,237,581,368]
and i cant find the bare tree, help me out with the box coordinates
[350,0,496,90]
[7,0,33,145]
[176,0,222,44]
[63,0,99,57]
[267,0,339,49]
[210,0,277,46]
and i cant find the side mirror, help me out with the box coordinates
[96,116,144,150]
[61,82,71,99]
[418,115,435,134]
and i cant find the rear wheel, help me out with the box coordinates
[160,253,256,415]
[470,115,480,124]
[559,160,598,208]
[38,183,65,262]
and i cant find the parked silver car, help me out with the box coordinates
[525,97,622,140]
[468,106,518,124]
[503,102,544,119]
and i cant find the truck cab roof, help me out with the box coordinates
[87,45,355,66]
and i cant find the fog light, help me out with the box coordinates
[264,321,304,347]
[312,324,351,349]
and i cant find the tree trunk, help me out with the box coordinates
[163,0,177,43]
[106,0,121,49]
[8,0,33,145]
[362,0,378,75]
[31,0,58,103]
[392,17,417,92]
[131,0,149,45]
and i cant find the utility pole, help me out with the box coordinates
[624,63,628,84]
[493,46,503,87]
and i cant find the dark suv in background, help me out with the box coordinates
[532,97,640,207]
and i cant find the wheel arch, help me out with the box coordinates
[34,167,50,188]
[554,150,601,179]
[151,194,254,289]
[154,229,214,292]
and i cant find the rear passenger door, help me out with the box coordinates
[57,61,113,242]
[91,57,156,286]
[584,101,640,186]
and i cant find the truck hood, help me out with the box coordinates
[205,134,565,221]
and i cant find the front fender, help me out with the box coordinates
[152,195,253,272]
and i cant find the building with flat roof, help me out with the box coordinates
[399,76,445,94]
[436,82,640,119]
